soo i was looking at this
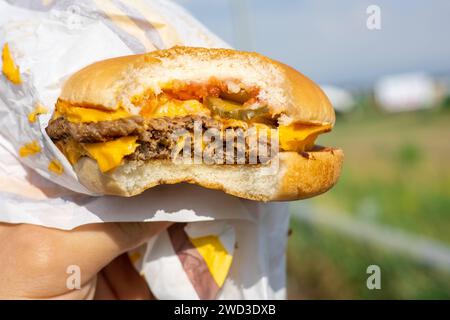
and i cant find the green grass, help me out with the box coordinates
[287,105,450,299]
[313,108,450,243]
[287,219,450,299]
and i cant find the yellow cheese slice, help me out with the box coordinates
[279,123,331,152]
[152,98,211,118]
[82,136,139,172]
[2,43,22,84]
[189,235,233,288]
[56,97,210,123]
[55,101,131,123]
[236,122,331,152]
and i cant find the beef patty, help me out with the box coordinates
[46,116,275,164]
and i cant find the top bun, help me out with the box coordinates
[59,46,335,126]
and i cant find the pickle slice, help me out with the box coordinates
[220,90,251,104]
[205,96,269,121]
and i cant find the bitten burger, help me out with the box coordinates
[46,46,343,201]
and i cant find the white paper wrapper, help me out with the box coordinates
[0,0,289,299]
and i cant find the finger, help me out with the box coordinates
[0,221,171,299]
[94,271,117,300]
[101,253,153,300]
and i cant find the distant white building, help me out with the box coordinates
[374,73,436,112]
[320,85,355,113]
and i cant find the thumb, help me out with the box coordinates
[65,221,172,275]
[0,221,171,298]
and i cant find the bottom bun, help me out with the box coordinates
[74,147,343,201]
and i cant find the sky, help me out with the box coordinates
[173,0,450,88]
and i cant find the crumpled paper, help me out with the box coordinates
[0,0,289,299]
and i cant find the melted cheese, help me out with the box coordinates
[61,122,330,172]
[279,123,331,152]
[151,98,211,118]
[82,136,139,172]
[220,120,331,152]
[55,101,131,123]
[56,97,210,123]
[1,43,22,84]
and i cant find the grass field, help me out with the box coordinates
[286,104,450,299]
[287,219,450,299]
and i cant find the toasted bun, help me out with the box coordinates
[73,148,343,201]
[59,46,335,126]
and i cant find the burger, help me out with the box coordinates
[46,46,343,201]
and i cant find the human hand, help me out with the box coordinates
[0,221,171,299]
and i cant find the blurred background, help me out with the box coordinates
[174,0,450,299]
